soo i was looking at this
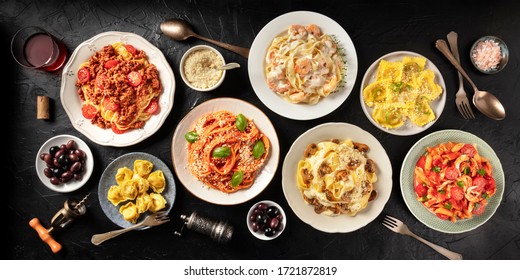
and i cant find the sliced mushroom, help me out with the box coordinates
[303,143,318,158]
[353,142,369,153]
[365,159,377,173]
[318,162,332,176]
[347,159,361,170]
[300,168,314,185]
[335,169,349,181]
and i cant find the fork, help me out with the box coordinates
[382,215,463,260]
[446,31,476,119]
[91,211,170,245]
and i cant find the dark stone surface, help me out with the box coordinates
[3,0,519,260]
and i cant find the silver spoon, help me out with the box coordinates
[435,39,506,120]
[216,62,240,70]
[160,18,250,59]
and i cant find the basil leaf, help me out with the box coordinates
[444,202,452,210]
[457,181,464,187]
[463,167,470,175]
[482,193,489,199]
[432,166,441,173]
[184,131,198,143]
[477,168,486,176]
[235,114,247,132]
[252,140,265,159]
[231,170,244,187]
[212,146,231,158]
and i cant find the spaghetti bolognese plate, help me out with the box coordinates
[171,98,280,205]
[60,31,175,147]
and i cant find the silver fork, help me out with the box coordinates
[382,215,463,260]
[446,31,476,119]
[91,211,170,245]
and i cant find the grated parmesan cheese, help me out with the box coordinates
[471,39,502,71]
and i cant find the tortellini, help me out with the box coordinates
[363,56,443,129]
[107,159,168,223]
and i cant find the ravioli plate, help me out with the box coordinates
[282,122,392,233]
[98,152,176,229]
[360,51,446,136]
[400,129,504,233]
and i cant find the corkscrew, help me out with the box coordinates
[29,193,90,253]
[174,211,234,244]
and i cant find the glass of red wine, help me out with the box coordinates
[11,26,68,72]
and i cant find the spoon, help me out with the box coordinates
[216,62,240,70]
[160,19,250,59]
[435,39,506,120]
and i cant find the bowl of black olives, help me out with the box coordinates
[35,134,93,193]
[247,200,286,240]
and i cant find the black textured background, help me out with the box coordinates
[3,0,519,260]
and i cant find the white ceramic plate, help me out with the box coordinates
[400,129,504,233]
[282,123,392,233]
[98,152,176,229]
[35,134,94,193]
[360,51,446,136]
[248,11,358,120]
[171,98,280,205]
[60,31,175,147]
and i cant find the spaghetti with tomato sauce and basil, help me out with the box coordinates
[414,142,496,223]
[75,42,162,134]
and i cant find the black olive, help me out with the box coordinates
[265,206,280,218]
[58,154,69,166]
[49,146,60,156]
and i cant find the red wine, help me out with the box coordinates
[23,33,67,71]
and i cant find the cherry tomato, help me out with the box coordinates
[436,213,449,220]
[144,99,159,115]
[473,176,487,192]
[77,67,91,83]
[445,166,459,180]
[416,155,426,169]
[111,123,126,134]
[95,74,108,90]
[485,176,496,194]
[125,44,137,56]
[104,59,119,69]
[472,203,486,215]
[103,98,120,111]
[81,104,97,119]
[450,186,464,201]
[127,71,142,87]
[460,144,476,157]
[415,183,428,198]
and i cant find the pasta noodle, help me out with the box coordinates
[264,24,344,104]
[185,111,270,193]
[413,142,496,223]
[107,159,167,223]
[75,42,162,134]
[296,139,378,216]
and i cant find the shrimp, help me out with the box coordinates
[322,76,338,95]
[288,91,307,102]
[305,24,322,37]
[295,58,312,75]
[267,78,290,93]
[288,24,307,38]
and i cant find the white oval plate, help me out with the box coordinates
[35,134,94,193]
[282,122,392,233]
[171,98,280,205]
[248,11,358,120]
[60,31,175,147]
[360,51,446,136]
[400,129,504,233]
[98,152,176,229]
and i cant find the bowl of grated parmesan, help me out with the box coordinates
[470,36,508,74]
[180,45,226,91]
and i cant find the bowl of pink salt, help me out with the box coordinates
[470,36,508,74]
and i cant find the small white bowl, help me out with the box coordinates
[35,134,94,193]
[470,35,509,74]
[247,200,286,240]
[180,45,226,91]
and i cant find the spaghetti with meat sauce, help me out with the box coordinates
[75,42,162,134]
[184,111,270,193]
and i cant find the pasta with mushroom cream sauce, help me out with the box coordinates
[297,139,378,216]
[265,24,344,104]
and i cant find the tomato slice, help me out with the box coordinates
[414,183,428,198]
[472,176,487,192]
[450,186,464,201]
[416,155,426,169]
[125,44,137,56]
[435,213,449,220]
[95,74,108,90]
[460,144,476,157]
[127,71,142,87]
[111,123,127,134]
[144,99,159,115]
[81,104,97,119]
[77,67,91,83]
[103,98,120,111]
[104,59,119,69]
[472,203,486,215]
[445,166,459,180]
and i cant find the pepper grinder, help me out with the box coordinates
[29,194,89,253]
[174,211,234,244]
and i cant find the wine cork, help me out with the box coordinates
[37,96,50,119]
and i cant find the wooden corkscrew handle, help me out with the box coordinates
[29,218,62,253]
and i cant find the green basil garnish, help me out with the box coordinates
[463,167,470,175]
[231,170,244,187]
[432,166,441,173]
[252,140,265,159]
[212,146,231,158]
[235,113,247,132]
[444,202,452,210]
[457,181,464,187]
[477,169,486,176]
[482,193,489,199]
[184,131,198,143]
